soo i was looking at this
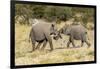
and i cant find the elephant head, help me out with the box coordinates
[52,24,70,40]
[49,23,62,40]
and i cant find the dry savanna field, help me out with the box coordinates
[15,21,95,66]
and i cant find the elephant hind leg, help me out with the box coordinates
[29,41,35,52]
[70,36,76,47]
[30,37,36,51]
[71,40,76,47]
[67,41,71,48]
[32,42,35,51]
[67,36,76,48]
[30,30,36,51]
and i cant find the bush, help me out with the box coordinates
[15,4,94,26]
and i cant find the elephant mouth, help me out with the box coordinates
[53,36,59,40]
[50,32,56,35]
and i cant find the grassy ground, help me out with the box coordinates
[15,23,94,66]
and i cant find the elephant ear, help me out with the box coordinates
[51,23,55,28]
[58,31,62,39]
[59,28,63,33]
[51,23,55,30]
[50,24,56,35]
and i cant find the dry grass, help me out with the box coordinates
[15,23,95,66]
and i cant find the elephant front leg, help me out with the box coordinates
[35,42,42,50]
[45,34,54,51]
[41,40,47,50]
[49,39,53,51]
[85,40,91,48]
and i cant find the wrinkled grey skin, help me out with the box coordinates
[29,23,58,51]
[54,24,91,48]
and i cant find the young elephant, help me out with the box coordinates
[55,24,91,48]
[29,23,58,52]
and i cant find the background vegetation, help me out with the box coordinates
[15,4,95,28]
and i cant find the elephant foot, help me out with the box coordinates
[67,46,70,48]
[81,45,83,47]
[29,50,34,53]
[29,48,36,52]
[89,43,91,46]
[49,49,53,51]
[40,48,44,51]
[87,43,91,48]
[67,45,70,48]
[77,45,80,48]
[41,47,45,50]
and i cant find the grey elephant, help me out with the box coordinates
[54,24,91,48]
[29,23,58,51]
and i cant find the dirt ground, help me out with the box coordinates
[15,22,95,66]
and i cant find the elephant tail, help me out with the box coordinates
[28,28,34,43]
[28,31,31,43]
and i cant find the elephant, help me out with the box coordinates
[29,22,58,52]
[54,24,91,48]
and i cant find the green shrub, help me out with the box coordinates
[15,4,94,26]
